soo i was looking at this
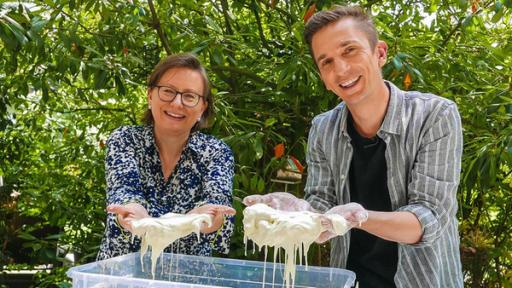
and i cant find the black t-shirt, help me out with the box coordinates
[346,113,398,288]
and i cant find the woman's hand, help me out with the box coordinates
[188,204,236,234]
[107,203,150,232]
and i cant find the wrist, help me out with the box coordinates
[355,210,372,230]
[194,200,208,208]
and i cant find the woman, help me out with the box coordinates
[97,53,235,260]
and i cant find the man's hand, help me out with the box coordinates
[316,202,368,244]
[107,203,150,232]
[243,192,314,212]
[188,204,236,234]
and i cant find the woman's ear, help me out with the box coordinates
[147,88,153,107]
[202,100,208,112]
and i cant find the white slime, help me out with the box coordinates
[243,203,348,288]
[131,213,212,277]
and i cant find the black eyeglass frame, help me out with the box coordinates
[152,85,205,108]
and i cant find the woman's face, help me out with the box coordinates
[148,67,207,136]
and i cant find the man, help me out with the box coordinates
[244,6,463,287]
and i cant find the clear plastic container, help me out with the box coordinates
[67,252,355,288]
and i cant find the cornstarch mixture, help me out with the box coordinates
[243,203,348,288]
[131,213,212,277]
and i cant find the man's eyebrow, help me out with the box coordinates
[316,53,327,63]
[315,40,358,63]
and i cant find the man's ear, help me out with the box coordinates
[376,40,388,67]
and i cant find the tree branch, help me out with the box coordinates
[439,0,494,50]
[147,0,172,55]
[210,65,276,88]
[440,19,464,49]
[251,0,270,50]
[53,106,137,124]
[256,0,293,28]
[59,107,128,112]
[220,0,234,35]
[57,10,114,38]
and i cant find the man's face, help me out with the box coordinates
[311,18,387,107]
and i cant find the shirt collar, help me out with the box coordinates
[379,81,403,135]
[338,80,403,137]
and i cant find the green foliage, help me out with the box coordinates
[33,267,72,288]
[1,0,511,286]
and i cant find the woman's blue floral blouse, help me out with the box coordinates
[97,125,235,260]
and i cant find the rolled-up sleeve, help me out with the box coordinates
[398,103,462,246]
[201,144,235,254]
[305,116,338,213]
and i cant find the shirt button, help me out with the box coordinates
[341,175,345,180]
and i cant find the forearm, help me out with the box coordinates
[358,210,422,244]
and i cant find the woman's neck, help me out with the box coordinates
[153,127,189,161]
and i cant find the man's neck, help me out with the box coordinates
[347,81,390,138]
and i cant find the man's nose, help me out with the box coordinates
[333,58,350,75]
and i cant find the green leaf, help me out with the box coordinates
[44,233,64,240]
[257,178,265,193]
[204,16,222,33]
[30,16,47,33]
[462,15,473,28]
[94,70,108,89]
[250,175,258,191]
[457,0,468,9]
[241,174,250,189]
[495,0,503,12]
[252,138,263,160]
[491,9,504,23]
[0,22,19,49]
[292,22,303,43]
[17,232,38,241]
[114,75,126,95]
[212,47,224,66]
[42,81,49,103]
[392,56,403,70]
[138,6,146,16]
[264,117,277,127]
[2,15,29,45]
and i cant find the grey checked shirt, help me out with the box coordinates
[305,81,463,287]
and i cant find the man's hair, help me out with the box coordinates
[143,53,213,131]
[304,6,378,59]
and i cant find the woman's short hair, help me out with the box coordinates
[143,53,213,131]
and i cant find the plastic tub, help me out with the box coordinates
[67,252,355,287]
